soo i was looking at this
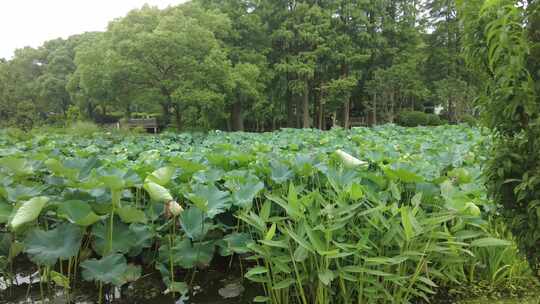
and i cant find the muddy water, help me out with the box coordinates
[1,257,261,304]
[1,272,260,303]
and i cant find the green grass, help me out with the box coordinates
[460,298,540,304]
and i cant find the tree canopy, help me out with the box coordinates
[0,0,478,131]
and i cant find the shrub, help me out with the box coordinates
[2,127,28,141]
[397,111,429,127]
[460,114,477,126]
[66,105,82,122]
[426,113,443,126]
[67,121,101,137]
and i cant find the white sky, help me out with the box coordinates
[0,0,188,60]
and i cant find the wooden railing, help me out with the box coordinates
[349,117,368,127]
[120,118,159,133]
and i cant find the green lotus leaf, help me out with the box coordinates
[116,264,141,285]
[169,157,206,181]
[159,238,214,269]
[165,281,189,295]
[92,220,136,256]
[116,205,147,224]
[128,223,154,256]
[145,166,175,186]
[269,160,293,184]
[143,182,173,202]
[180,207,209,241]
[50,271,70,289]
[0,233,11,257]
[0,201,13,224]
[0,157,33,176]
[232,180,264,209]
[222,232,254,254]
[6,184,47,202]
[24,223,83,266]
[186,183,231,218]
[58,200,102,226]
[80,254,128,285]
[10,196,49,229]
[45,159,77,180]
[384,167,424,183]
[193,168,225,184]
[99,174,125,191]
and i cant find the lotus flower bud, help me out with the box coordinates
[335,149,368,168]
[167,200,184,216]
[465,202,481,216]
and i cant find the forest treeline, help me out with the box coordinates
[0,0,479,131]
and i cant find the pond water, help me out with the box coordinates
[1,256,261,304]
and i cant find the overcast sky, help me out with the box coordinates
[0,0,188,60]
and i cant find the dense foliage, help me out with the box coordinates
[0,0,477,131]
[458,0,540,278]
[0,126,535,303]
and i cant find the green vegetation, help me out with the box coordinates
[0,0,474,131]
[1,0,540,303]
[0,125,537,303]
[458,0,540,281]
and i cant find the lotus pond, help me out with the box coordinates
[0,125,537,303]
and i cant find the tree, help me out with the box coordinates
[458,0,540,277]
[104,3,232,129]
[197,0,270,131]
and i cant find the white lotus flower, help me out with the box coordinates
[335,149,368,168]
[167,200,184,216]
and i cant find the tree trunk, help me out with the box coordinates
[342,101,350,129]
[373,93,378,125]
[125,101,131,118]
[390,90,395,123]
[302,81,309,128]
[86,100,95,120]
[317,92,324,129]
[231,100,244,131]
[173,103,182,131]
[286,74,295,128]
[448,96,455,123]
[160,87,172,126]
[341,64,350,129]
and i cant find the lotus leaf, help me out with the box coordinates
[24,223,83,266]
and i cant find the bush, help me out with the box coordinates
[460,114,477,126]
[397,111,429,127]
[66,105,82,122]
[426,113,444,126]
[67,121,101,137]
[94,112,123,124]
[2,127,28,141]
